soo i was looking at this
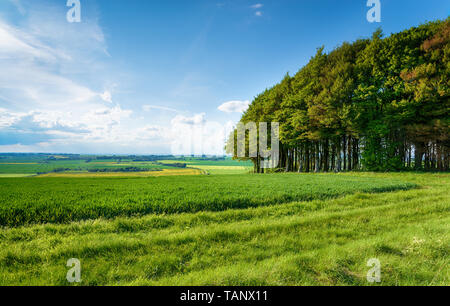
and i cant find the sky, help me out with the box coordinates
[0,0,448,155]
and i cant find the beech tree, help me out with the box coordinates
[229,19,449,173]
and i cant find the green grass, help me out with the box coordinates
[0,173,447,286]
[0,160,173,174]
[0,174,414,227]
[158,158,253,174]
[0,174,33,178]
[159,158,253,167]
[0,155,252,174]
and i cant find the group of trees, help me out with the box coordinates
[229,19,449,173]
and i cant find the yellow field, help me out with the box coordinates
[157,160,193,164]
[50,155,69,159]
[90,162,119,165]
[0,174,34,178]
[0,163,38,165]
[195,166,248,170]
[191,165,251,175]
[156,161,251,174]
[89,162,152,166]
[37,169,202,178]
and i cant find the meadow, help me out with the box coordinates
[37,168,201,178]
[0,154,252,176]
[0,159,169,174]
[0,172,448,286]
[0,154,447,286]
[0,174,414,227]
[156,159,253,174]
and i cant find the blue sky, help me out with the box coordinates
[0,0,448,154]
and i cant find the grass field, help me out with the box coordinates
[0,155,252,176]
[0,158,175,174]
[158,159,253,174]
[0,174,414,227]
[0,174,33,178]
[190,165,251,175]
[37,168,201,178]
[0,172,447,285]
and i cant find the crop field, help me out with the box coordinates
[189,165,251,175]
[0,172,448,286]
[157,159,253,174]
[0,174,414,227]
[0,174,32,178]
[37,168,201,178]
[0,155,447,286]
[0,156,180,175]
[0,160,170,174]
[158,158,253,167]
[0,155,252,176]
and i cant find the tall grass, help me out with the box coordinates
[0,173,447,285]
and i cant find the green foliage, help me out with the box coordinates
[231,19,450,172]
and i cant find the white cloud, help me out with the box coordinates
[250,4,263,9]
[0,2,237,155]
[250,4,264,17]
[0,3,110,111]
[0,22,48,60]
[171,113,206,126]
[0,109,22,128]
[169,113,233,156]
[0,143,43,153]
[100,91,113,103]
[218,100,250,113]
[0,64,98,108]
[0,2,140,151]
[142,105,179,113]
[83,106,132,128]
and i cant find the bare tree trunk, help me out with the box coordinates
[315,142,320,173]
[336,139,342,172]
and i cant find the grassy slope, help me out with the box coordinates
[0,174,414,227]
[0,173,448,285]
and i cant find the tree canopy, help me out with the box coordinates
[230,19,449,173]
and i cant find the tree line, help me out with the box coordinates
[229,19,449,173]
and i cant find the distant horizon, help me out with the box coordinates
[0,152,230,157]
[1,0,449,155]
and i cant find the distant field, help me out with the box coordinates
[0,158,171,174]
[0,155,251,175]
[158,159,253,174]
[38,169,201,178]
[158,159,253,167]
[196,166,251,175]
[0,174,414,227]
[0,174,33,178]
[0,163,39,165]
